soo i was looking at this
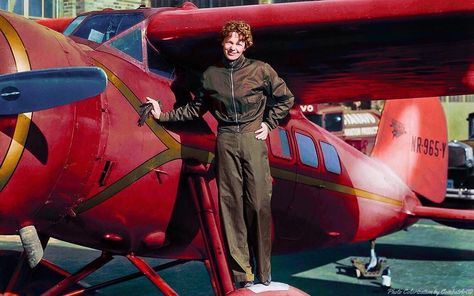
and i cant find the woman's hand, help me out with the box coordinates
[146,97,162,120]
[255,122,269,140]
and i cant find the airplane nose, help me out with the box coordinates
[0,13,31,75]
[0,12,32,192]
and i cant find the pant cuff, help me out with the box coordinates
[234,273,254,282]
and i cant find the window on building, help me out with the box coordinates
[72,13,144,44]
[320,141,341,174]
[295,132,318,167]
[44,0,53,18]
[13,0,24,15]
[3,0,56,18]
[269,127,292,159]
[110,28,143,62]
[466,95,474,103]
[449,95,463,103]
[325,112,343,132]
[305,114,322,127]
[29,0,42,17]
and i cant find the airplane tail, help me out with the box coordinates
[371,97,448,203]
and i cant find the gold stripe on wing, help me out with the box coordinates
[0,15,32,191]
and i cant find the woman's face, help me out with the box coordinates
[222,32,246,61]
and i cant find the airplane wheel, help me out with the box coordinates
[355,269,361,278]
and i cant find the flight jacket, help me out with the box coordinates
[159,55,295,133]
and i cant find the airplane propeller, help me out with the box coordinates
[0,67,107,115]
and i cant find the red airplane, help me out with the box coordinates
[1,1,474,295]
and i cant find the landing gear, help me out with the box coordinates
[351,239,391,288]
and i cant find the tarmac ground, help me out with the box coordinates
[0,219,473,296]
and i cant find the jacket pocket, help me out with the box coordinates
[242,95,263,116]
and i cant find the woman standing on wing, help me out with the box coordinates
[147,20,294,288]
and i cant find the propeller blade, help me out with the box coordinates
[0,67,107,115]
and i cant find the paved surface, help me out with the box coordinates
[1,219,473,295]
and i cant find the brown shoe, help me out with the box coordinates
[240,281,254,288]
[259,274,271,286]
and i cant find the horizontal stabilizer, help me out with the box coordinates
[410,206,474,222]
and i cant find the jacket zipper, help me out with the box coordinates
[230,66,240,132]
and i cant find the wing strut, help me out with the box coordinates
[185,161,235,295]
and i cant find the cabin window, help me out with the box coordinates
[269,127,292,159]
[110,28,143,62]
[72,13,144,43]
[320,141,341,174]
[147,44,175,79]
[295,132,318,167]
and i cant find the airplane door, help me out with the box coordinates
[267,126,297,241]
[277,128,323,243]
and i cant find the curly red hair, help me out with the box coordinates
[220,20,253,48]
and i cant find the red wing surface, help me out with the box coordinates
[147,0,474,103]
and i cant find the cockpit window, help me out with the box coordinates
[64,15,87,36]
[147,44,175,79]
[110,28,143,62]
[69,13,144,43]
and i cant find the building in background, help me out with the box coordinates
[441,95,474,140]
[67,0,148,17]
[0,0,149,17]
[0,0,57,18]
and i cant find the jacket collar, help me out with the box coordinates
[223,55,246,69]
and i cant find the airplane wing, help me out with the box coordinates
[147,0,474,104]
[36,17,74,33]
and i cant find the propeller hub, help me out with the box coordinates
[1,86,20,101]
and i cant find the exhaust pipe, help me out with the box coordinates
[19,225,43,268]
